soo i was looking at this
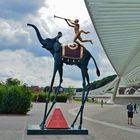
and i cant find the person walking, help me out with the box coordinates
[101,99,103,108]
[134,103,138,113]
[127,102,134,125]
[91,97,94,103]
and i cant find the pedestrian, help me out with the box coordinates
[127,102,134,125]
[91,97,94,103]
[36,95,39,103]
[68,93,72,103]
[101,99,103,108]
[134,103,138,113]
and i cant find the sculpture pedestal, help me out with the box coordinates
[27,125,88,135]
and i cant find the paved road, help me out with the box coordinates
[0,102,140,140]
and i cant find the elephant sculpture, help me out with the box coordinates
[27,23,100,129]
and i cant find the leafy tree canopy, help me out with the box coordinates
[6,78,21,86]
[90,74,117,90]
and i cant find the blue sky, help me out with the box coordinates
[0,0,115,88]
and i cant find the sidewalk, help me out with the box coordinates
[0,102,140,140]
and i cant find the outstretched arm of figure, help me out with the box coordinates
[65,19,74,27]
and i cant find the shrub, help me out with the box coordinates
[50,93,55,102]
[32,92,67,103]
[50,93,67,102]
[57,93,67,102]
[0,85,32,114]
[38,93,47,102]
[31,92,47,102]
[0,85,7,112]
[31,92,38,102]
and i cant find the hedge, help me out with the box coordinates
[32,92,47,102]
[32,92,67,103]
[0,85,32,114]
[50,93,67,102]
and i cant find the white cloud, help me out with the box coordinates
[0,20,31,47]
[0,0,116,88]
[0,49,83,87]
[0,0,93,50]
[52,0,90,22]
[0,0,45,19]
[98,53,116,78]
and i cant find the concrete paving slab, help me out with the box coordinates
[0,102,140,140]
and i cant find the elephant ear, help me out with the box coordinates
[53,41,61,53]
[42,38,53,50]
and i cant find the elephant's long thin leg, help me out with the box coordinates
[40,98,49,129]
[43,85,61,124]
[77,68,90,129]
[40,64,63,129]
[71,87,90,129]
[40,66,57,129]
[78,68,88,129]
[71,87,86,128]
[45,66,63,118]
[79,87,90,129]
[71,68,86,128]
[78,69,91,128]
[45,65,63,118]
[85,68,90,86]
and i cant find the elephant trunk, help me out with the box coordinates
[27,23,46,46]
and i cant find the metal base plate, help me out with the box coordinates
[27,125,88,135]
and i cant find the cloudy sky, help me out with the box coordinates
[0,0,116,88]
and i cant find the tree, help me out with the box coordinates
[6,78,21,86]
[90,74,117,90]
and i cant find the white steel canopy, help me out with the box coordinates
[85,0,140,86]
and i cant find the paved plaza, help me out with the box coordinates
[0,102,140,140]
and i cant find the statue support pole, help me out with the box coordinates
[107,76,120,104]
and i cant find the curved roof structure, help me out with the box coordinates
[85,0,140,87]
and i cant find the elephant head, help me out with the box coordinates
[27,24,62,52]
